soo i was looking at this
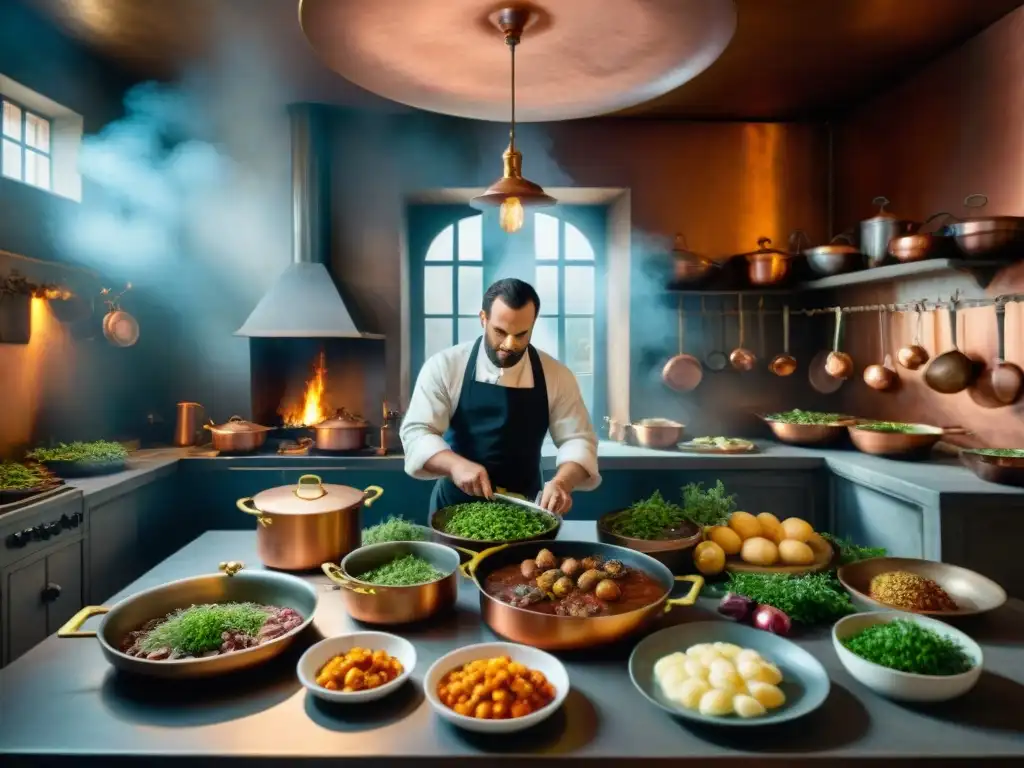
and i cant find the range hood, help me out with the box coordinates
[235,104,383,339]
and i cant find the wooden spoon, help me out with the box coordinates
[970,302,1023,407]
[924,303,974,394]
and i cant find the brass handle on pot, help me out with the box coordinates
[57,605,109,638]
[456,544,508,578]
[236,497,272,526]
[663,575,704,613]
[321,563,377,595]
[294,474,327,501]
[362,485,384,507]
[218,560,245,576]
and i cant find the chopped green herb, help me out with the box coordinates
[441,501,555,541]
[964,448,1024,458]
[606,490,690,540]
[821,533,887,565]
[726,571,856,625]
[842,619,974,676]
[856,421,927,434]
[764,409,853,425]
[27,440,128,463]
[0,461,48,490]
[680,480,736,528]
[357,554,447,586]
[362,516,429,545]
[139,603,273,655]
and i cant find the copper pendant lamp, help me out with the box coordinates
[470,7,555,234]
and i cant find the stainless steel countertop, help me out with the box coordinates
[2,523,1023,765]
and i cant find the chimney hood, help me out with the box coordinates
[235,104,383,339]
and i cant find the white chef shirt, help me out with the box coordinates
[400,338,601,491]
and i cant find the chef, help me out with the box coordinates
[401,277,601,515]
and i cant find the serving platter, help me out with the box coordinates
[676,438,757,454]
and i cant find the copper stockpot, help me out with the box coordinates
[204,415,273,453]
[236,474,383,570]
[321,541,460,625]
[847,423,968,458]
[460,540,704,651]
[738,236,792,286]
[311,408,369,451]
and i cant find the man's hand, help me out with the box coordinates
[450,458,493,498]
[540,479,572,515]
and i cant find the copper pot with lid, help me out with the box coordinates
[669,233,717,285]
[738,236,792,286]
[236,474,384,570]
[203,415,274,453]
[311,408,369,451]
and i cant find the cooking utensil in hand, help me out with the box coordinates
[924,303,974,394]
[770,305,797,376]
[897,306,930,370]
[825,308,853,379]
[803,232,863,276]
[704,296,728,372]
[947,193,1024,260]
[493,489,549,515]
[662,297,703,392]
[888,212,953,263]
[863,310,898,391]
[669,233,716,284]
[729,295,756,372]
[969,302,1023,408]
[860,196,917,268]
[740,236,792,286]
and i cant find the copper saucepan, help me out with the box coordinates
[662,297,703,392]
[459,540,704,651]
[204,415,274,453]
[847,422,969,458]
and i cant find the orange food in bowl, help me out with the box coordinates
[316,647,404,692]
[437,656,556,720]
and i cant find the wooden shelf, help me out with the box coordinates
[799,258,1004,291]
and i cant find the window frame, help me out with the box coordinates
[1,95,54,191]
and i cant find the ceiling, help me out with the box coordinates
[23,0,1024,120]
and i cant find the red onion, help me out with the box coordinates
[717,592,756,623]
[752,604,792,636]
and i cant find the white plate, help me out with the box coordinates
[424,642,569,733]
[833,612,983,703]
[297,632,416,703]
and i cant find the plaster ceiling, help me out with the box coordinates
[22,0,1024,120]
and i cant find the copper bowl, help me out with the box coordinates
[837,556,1006,618]
[848,423,967,458]
[960,450,1024,487]
[596,512,703,574]
[631,418,685,450]
[760,415,858,446]
[322,541,460,625]
[460,540,703,651]
[429,504,561,552]
[888,233,953,263]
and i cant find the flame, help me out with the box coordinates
[279,350,330,427]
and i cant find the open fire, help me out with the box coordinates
[278,350,331,427]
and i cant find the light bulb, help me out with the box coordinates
[499,197,524,233]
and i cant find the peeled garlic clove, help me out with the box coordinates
[748,681,786,710]
[672,678,710,710]
[733,693,767,719]
[698,688,734,716]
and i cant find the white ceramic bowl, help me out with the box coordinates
[424,641,569,733]
[297,631,416,703]
[833,611,982,703]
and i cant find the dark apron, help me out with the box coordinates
[429,337,550,515]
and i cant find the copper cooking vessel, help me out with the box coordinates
[321,541,460,625]
[960,450,1024,488]
[897,307,930,370]
[729,295,756,371]
[825,308,853,379]
[862,311,898,392]
[669,233,717,285]
[847,423,968,458]
[947,194,1024,260]
[759,414,858,446]
[888,212,953,263]
[738,236,792,287]
[631,418,685,449]
[204,415,273,453]
[236,474,383,570]
[460,540,703,651]
[769,304,797,376]
[311,408,369,451]
[596,512,703,574]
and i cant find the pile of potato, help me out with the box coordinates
[694,512,830,574]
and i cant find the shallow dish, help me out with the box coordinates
[297,631,416,704]
[41,458,127,477]
[429,503,561,551]
[629,621,831,726]
[832,611,982,703]
[837,556,1006,617]
[424,641,569,734]
[596,510,702,574]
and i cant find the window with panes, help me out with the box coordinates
[1,99,52,190]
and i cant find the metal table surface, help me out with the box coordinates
[2,523,1023,767]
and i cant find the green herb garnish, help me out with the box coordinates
[27,440,128,463]
[442,501,554,541]
[856,421,926,434]
[606,490,690,540]
[821,533,887,566]
[0,461,48,490]
[681,480,736,528]
[764,409,853,425]
[362,516,429,545]
[964,448,1024,458]
[357,554,447,586]
[842,619,974,676]
[726,571,856,625]
[139,603,274,655]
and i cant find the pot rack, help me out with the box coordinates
[680,292,1024,317]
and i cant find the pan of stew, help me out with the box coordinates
[459,540,704,651]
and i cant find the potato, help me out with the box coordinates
[748,681,786,710]
[707,668,742,696]
[756,513,785,544]
[686,643,714,658]
[740,536,779,566]
[654,652,687,678]
[781,517,814,543]
[683,658,709,680]
[737,659,762,681]
[693,541,726,576]
[735,648,761,667]
[806,531,832,559]
[658,664,688,690]
[698,688,734,716]
[733,693,767,719]
[708,658,737,680]
[712,642,742,659]
[728,511,762,540]
[706,525,742,555]
[778,539,815,566]
[673,678,710,710]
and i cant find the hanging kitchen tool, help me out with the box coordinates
[769,305,797,376]
[897,305,930,370]
[100,283,139,348]
[859,197,917,268]
[888,212,954,263]
[738,237,792,287]
[662,296,703,392]
[947,194,1024,260]
[757,296,766,362]
[802,232,863,277]
[729,295,756,372]
[863,310,898,391]
[704,296,728,372]
[298,1,738,122]
[969,302,1024,408]
[669,234,716,285]
[924,301,974,394]
[825,307,853,379]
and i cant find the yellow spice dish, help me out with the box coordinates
[316,647,404,692]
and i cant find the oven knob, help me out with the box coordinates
[73,512,83,526]
[38,525,51,540]
[41,583,62,603]
[60,514,71,529]
[5,531,27,548]
[46,522,60,536]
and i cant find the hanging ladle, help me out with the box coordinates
[769,304,797,376]
[924,301,974,394]
[825,307,853,379]
[662,296,703,392]
[970,301,1023,408]
[863,310,898,391]
[704,296,728,372]
[897,304,929,370]
[729,294,756,372]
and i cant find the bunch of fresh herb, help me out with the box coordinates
[362,516,429,545]
[27,440,128,463]
[821,533,887,566]
[680,480,735,528]
[606,490,689,539]
[856,421,922,434]
[764,409,852,425]
[139,603,273,655]
[357,554,447,586]
[0,461,48,490]
[726,571,856,625]
[842,620,974,676]
[442,502,554,541]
